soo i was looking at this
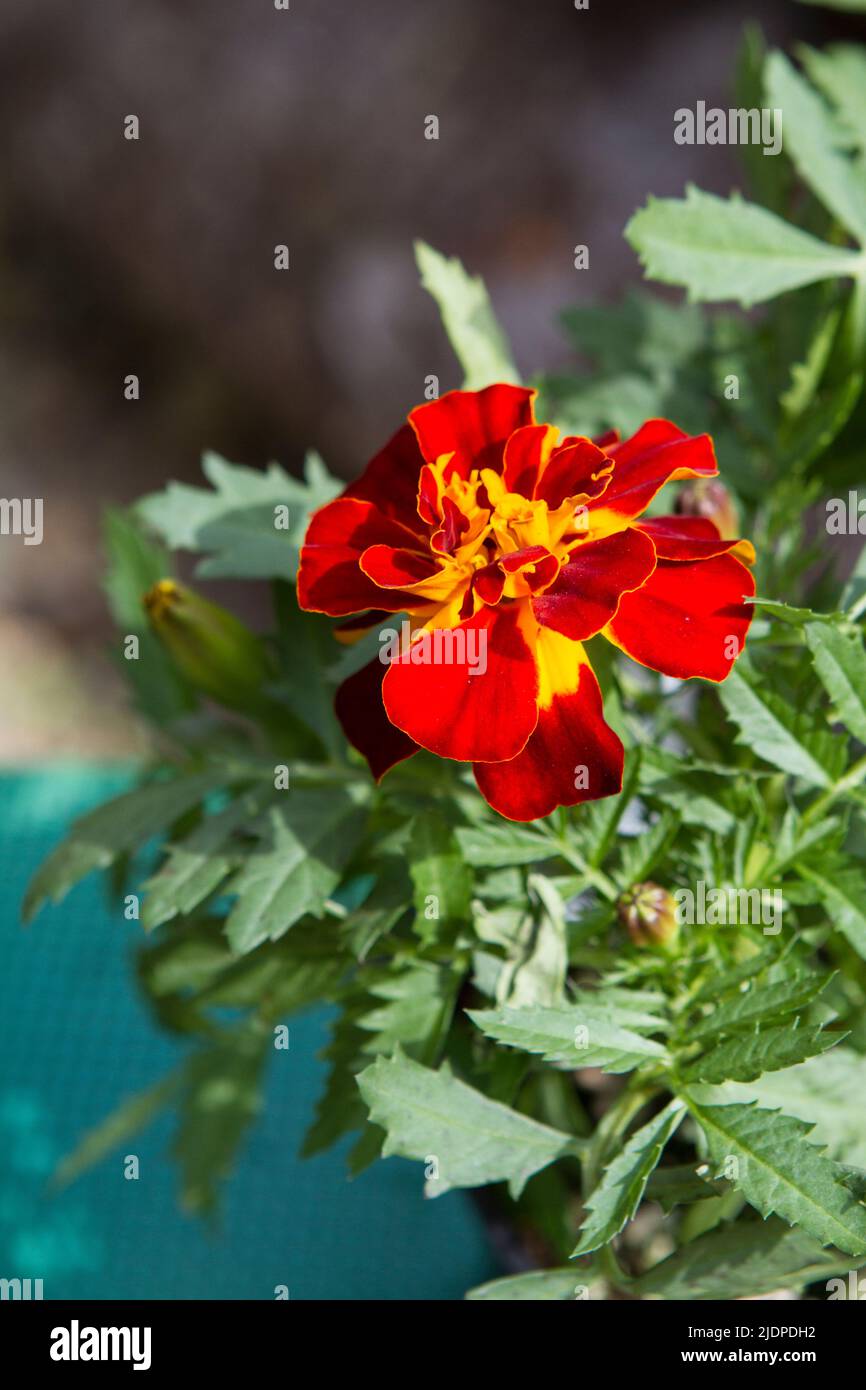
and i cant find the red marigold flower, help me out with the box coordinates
[297,384,755,821]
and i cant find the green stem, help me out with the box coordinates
[802,753,866,826]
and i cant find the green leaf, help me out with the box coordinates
[468,1002,669,1073]
[23,771,223,922]
[625,186,863,306]
[172,1021,270,1217]
[766,52,866,244]
[500,875,568,1007]
[633,1216,854,1299]
[137,451,339,580]
[573,1100,685,1256]
[746,597,843,626]
[801,44,866,155]
[683,1023,841,1084]
[141,790,271,929]
[408,812,472,936]
[780,308,842,418]
[54,1073,184,1189]
[748,1047,866,1168]
[684,1098,866,1255]
[805,622,866,743]
[414,241,519,388]
[796,866,866,959]
[271,585,344,758]
[224,788,367,953]
[466,1268,586,1301]
[719,666,844,787]
[644,1162,727,1213]
[356,1050,573,1198]
[689,973,830,1042]
[356,962,458,1066]
[455,822,554,867]
[692,946,780,1003]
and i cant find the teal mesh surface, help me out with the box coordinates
[0,767,497,1299]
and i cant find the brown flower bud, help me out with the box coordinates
[676,478,740,541]
[617,881,679,949]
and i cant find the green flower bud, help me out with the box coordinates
[617,881,679,950]
[143,579,274,713]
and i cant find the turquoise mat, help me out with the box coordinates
[0,768,497,1299]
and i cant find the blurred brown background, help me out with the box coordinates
[0,0,859,757]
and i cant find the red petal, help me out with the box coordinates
[532,528,656,641]
[588,419,717,528]
[297,498,426,615]
[637,515,755,564]
[605,552,756,682]
[381,603,538,762]
[592,429,620,449]
[534,437,613,509]
[502,424,555,496]
[431,495,472,555]
[473,563,506,606]
[475,653,622,821]
[360,544,443,588]
[409,385,536,475]
[500,545,561,593]
[343,423,427,534]
[335,659,418,781]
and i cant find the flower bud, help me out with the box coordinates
[143,579,274,713]
[617,881,679,949]
[676,478,739,541]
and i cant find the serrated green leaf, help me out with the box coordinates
[766,52,866,244]
[806,622,866,743]
[224,788,367,952]
[633,1215,854,1299]
[23,771,223,922]
[692,945,787,1002]
[690,973,830,1042]
[137,451,339,580]
[801,43,866,156]
[141,790,271,929]
[748,1047,866,1167]
[719,666,844,787]
[415,241,518,388]
[626,186,863,306]
[683,1022,841,1084]
[685,1098,866,1255]
[357,961,458,1065]
[356,1050,573,1198]
[796,866,866,959]
[468,1002,669,1073]
[573,1100,685,1256]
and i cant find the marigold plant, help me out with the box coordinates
[24,25,866,1303]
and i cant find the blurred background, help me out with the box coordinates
[0,0,862,758]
